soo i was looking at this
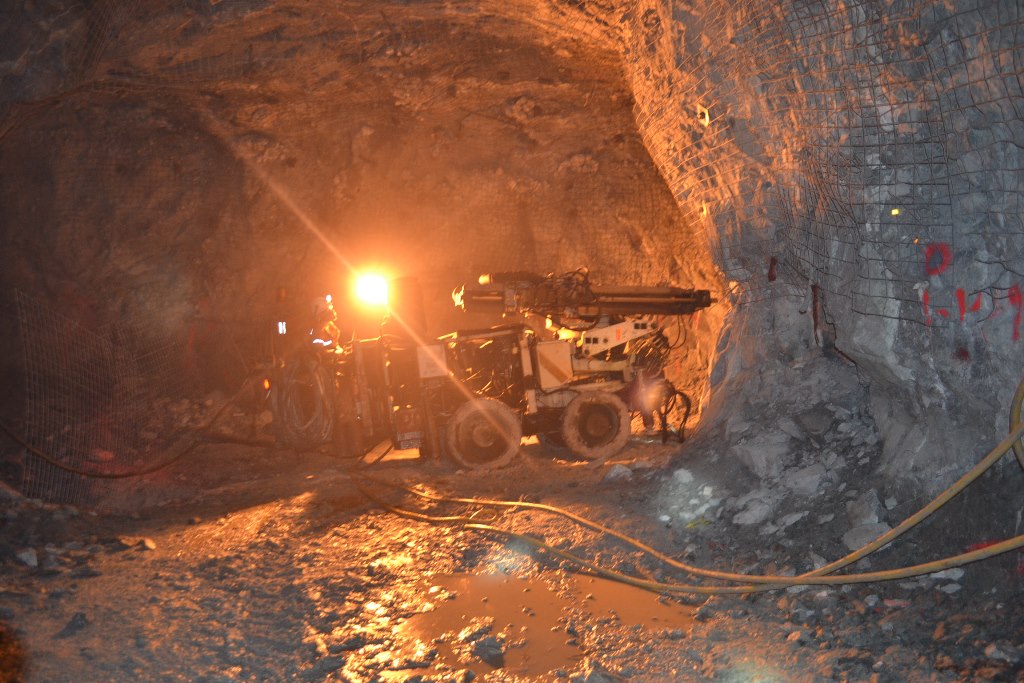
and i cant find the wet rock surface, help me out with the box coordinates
[1,413,1022,681]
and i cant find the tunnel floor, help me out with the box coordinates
[2,427,1022,682]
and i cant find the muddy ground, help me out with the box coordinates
[2,416,1023,682]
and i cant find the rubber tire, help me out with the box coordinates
[560,391,631,461]
[444,398,523,469]
[1010,376,1024,470]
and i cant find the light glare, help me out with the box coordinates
[356,274,389,307]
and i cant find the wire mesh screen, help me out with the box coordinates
[3,0,707,300]
[3,0,1023,499]
[3,1,1022,309]
[14,291,191,505]
[549,0,1024,332]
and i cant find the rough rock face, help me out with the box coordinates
[565,0,1024,494]
[0,0,725,501]
[0,0,722,392]
[2,0,1024,500]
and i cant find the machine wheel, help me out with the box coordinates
[560,391,631,461]
[444,398,523,469]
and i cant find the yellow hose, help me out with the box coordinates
[1010,376,1024,469]
[354,378,1024,594]
[357,479,1024,595]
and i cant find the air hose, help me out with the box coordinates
[270,351,336,450]
[0,379,254,479]
[353,378,1024,595]
[1009,376,1024,470]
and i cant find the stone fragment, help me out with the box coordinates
[141,538,157,551]
[40,553,62,572]
[817,513,834,524]
[795,406,833,439]
[846,489,882,527]
[672,468,694,485]
[779,511,808,527]
[786,630,804,644]
[15,548,38,568]
[70,566,102,579]
[56,612,89,638]
[937,583,961,594]
[457,617,494,644]
[828,405,852,420]
[574,657,616,683]
[841,522,892,552]
[731,430,792,480]
[732,499,772,526]
[776,417,804,440]
[883,496,897,510]
[602,464,632,482]
[929,568,964,581]
[985,642,1023,664]
[471,635,505,667]
[808,552,828,570]
[783,464,826,497]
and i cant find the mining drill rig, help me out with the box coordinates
[271,269,712,469]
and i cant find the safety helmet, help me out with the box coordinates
[312,294,335,319]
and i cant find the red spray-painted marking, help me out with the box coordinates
[767,256,778,282]
[919,245,1020,342]
[955,290,985,322]
[1009,284,1022,341]
[924,243,952,276]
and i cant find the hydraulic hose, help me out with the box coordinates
[354,472,1024,595]
[353,388,1024,593]
[0,380,254,479]
[271,352,336,449]
[1010,376,1024,469]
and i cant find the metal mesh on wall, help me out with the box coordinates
[578,0,1024,330]
[2,0,703,295]
[1,0,705,502]
[14,291,191,505]
[4,0,1022,317]
[4,0,1023,499]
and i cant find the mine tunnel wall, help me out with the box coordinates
[553,0,1024,494]
[0,0,723,502]
[1,0,1023,500]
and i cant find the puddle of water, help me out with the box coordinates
[388,572,694,679]
[392,573,580,679]
[572,575,696,631]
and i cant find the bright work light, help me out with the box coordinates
[355,273,389,307]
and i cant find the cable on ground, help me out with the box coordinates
[0,378,256,479]
[352,379,1024,595]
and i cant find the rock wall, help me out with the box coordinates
[3,0,1023,499]
[553,0,1024,494]
[0,0,727,500]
